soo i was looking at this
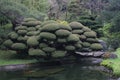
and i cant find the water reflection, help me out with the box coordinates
[0,63,113,80]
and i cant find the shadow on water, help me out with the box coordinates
[0,60,117,80]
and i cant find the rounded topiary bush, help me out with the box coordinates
[17,30,27,35]
[90,43,103,51]
[52,50,67,58]
[22,21,41,27]
[3,39,13,48]
[39,43,48,48]
[9,32,18,40]
[42,47,56,53]
[67,34,79,42]
[27,36,39,47]
[11,43,27,50]
[84,31,96,38]
[15,26,27,31]
[40,32,56,40]
[58,24,72,31]
[55,29,71,37]
[65,45,76,51]
[69,21,84,29]
[72,30,84,34]
[57,38,67,43]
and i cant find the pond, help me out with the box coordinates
[0,60,116,80]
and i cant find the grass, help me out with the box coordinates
[0,50,38,66]
[101,48,120,76]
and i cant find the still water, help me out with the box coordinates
[0,62,114,80]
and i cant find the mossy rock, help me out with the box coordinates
[17,30,27,35]
[52,50,67,58]
[67,34,79,42]
[86,38,99,43]
[27,31,40,36]
[55,29,71,37]
[82,27,91,32]
[39,43,48,48]
[57,38,67,43]
[15,26,27,31]
[79,35,86,40]
[41,23,60,32]
[22,21,41,27]
[41,20,57,27]
[23,18,37,22]
[42,47,56,53]
[69,21,84,29]
[72,30,84,34]
[11,43,27,50]
[65,45,75,51]
[27,36,39,47]
[27,27,36,31]
[28,48,46,56]
[90,43,103,51]
[58,24,72,31]
[82,42,91,48]
[40,32,56,40]
[9,32,18,40]
[3,39,13,48]
[84,31,97,38]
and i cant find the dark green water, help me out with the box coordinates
[0,63,114,80]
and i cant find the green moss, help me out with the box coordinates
[15,26,27,31]
[65,45,75,51]
[84,31,97,38]
[55,29,71,37]
[39,43,48,48]
[41,23,60,32]
[17,30,27,35]
[52,50,67,58]
[27,36,39,46]
[3,39,13,48]
[90,43,103,50]
[40,32,56,40]
[82,42,91,48]
[67,34,79,42]
[72,30,84,34]
[28,48,46,56]
[11,43,27,50]
[42,47,56,53]
[69,21,84,29]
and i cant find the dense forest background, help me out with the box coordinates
[0,0,120,50]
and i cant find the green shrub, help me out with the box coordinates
[39,43,48,48]
[15,26,27,31]
[72,30,84,34]
[52,50,67,58]
[65,45,76,51]
[42,47,56,53]
[27,27,37,31]
[23,18,37,22]
[22,21,41,27]
[67,34,79,42]
[17,36,28,42]
[41,20,57,27]
[35,25,41,29]
[57,38,67,43]
[82,42,91,48]
[79,35,86,40]
[40,32,56,40]
[11,43,27,50]
[28,48,46,56]
[90,43,103,50]
[27,31,40,36]
[27,36,39,46]
[74,43,82,49]
[9,32,18,40]
[55,29,71,37]
[69,21,84,29]
[58,24,72,31]
[17,30,27,35]
[86,38,98,43]
[3,39,13,48]
[41,23,59,32]
[82,27,91,32]
[84,31,96,38]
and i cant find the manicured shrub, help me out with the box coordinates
[39,43,48,48]
[3,39,13,48]
[17,30,27,35]
[41,20,57,27]
[67,34,79,42]
[69,21,84,29]
[52,50,67,58]
[23,18,37,22]
[28,48,46,56]
[90,43,103,50]
[82,27,91,32]
[79,35,86,40]
[72,30,84,34]
[65,45,76,51]
[82,42,91,48]
[22,21,41,27]
[86,38,99,43]
[40,32,56,40]
[84,31,97,38]
[15,26,27,31]
[58,24,72,31]
[27,36,39,47]
[74,43,82,49]
[27,31,40,36]
[42,47,56,53]
[55,29,71,37]
[27,27,36,31]
[9,32,18,40]
[57,38,67,43]
[11,43,27,50]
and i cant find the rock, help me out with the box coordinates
[93,51,105,57]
